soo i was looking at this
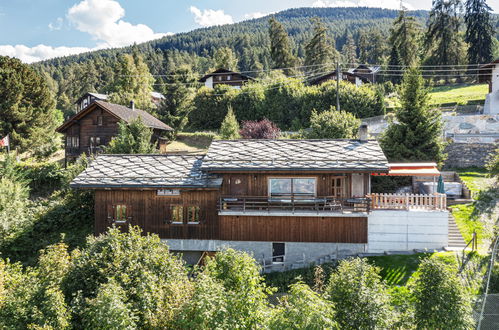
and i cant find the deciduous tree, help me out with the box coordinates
[308,107,360,139]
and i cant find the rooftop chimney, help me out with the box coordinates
[358,124,368,141]
[129,100,135,110]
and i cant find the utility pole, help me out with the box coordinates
[336,62,341,111]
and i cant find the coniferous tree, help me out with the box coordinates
[424,0,466,67]
[219,106,240,139]
[388,46,403,84]
[304,18,337,72]
[212,47,239,71]
[110,52,155,111]
[389,10,422,67]
[105,118,157,154]
[381,67,446,165]
[465,0,494,64]
[341,33,358,65]
[269,17,298,76]
[156,66,196,139]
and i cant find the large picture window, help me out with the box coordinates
[269,178,316,197]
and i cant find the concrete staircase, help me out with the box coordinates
[448,213,467,248]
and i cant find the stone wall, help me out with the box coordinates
[444,143,497,168]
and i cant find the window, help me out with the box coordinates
[89,137,94,145]
[218,76,222,81]
[67,136,79,148]
[272,243,285,263]
[170,205,183,224]
[187,206,200,224]
[95,137,101,145]
[227,75,231,81]
[269,178,316,197]
[114,204,127,223]
[97,116,103,126]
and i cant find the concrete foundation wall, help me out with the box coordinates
[367,210,448,253]
[163,239,366,264]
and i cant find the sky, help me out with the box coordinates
[0,0,497,63]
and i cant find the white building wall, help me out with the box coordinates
[484,65,499,115]
[205,76,213,89]
[367,210,448,253]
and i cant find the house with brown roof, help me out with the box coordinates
[71,132,450,268]
[75,91,166,113]
[56,100,173,163]
[199,68,253,89]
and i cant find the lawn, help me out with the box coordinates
[429,84,488,106]
[456,168,491,195]
[366,254,430,286]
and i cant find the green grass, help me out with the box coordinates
[366,254,430,286]
[429,84,488,106]
[456,168,490,195]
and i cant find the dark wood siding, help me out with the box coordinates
[219,216,367,243]
[94,189,220,239]
[94,189,367,243]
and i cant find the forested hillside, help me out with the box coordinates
[33,7,428,113]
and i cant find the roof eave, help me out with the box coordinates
[201,166,390,173]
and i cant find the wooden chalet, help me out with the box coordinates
[352,64,381,83]
[199,68,253,89]
[71,137,449,267]
[56,100,172,163]
[310,70,370,86]
[75,92,109,113]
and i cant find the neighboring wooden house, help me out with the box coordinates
[352,64,381,83]
[71,136,449,266]
[310,70,370,86]
[199,68,253,89]
[56,100,172,163]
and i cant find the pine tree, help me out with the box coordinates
[389,10,421,67]
[269,17,298,76]
[105,118,157,154]
[381,67,446,165]
[212,47,239,71]
[341,33,358,65]
[388,46,403,84]
[304,18,337,72]
[156,66,195,139]
[358,29,388,64]
[219,106,240,139]
[110,52,155,111]
[424,0,466,67]
[465,0,494,64]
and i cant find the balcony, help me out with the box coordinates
[369,193,447,211]
[218,196,371,215]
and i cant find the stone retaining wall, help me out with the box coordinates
[444,143,496,168]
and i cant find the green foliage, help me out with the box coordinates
[109,52,154,111]
[411,257,474,329]
[270,282,338,330]
[156,66,196,139]
[63,226,189,328]
[381,67,445,165]
[0,177,30,245]
[341,33,358,65]
[82,279,138,330]
[269,17,298,75]
[487,148,499,178]
[212,47,239,71]
[203,248,272,328]
[105,118,157,154]
[219,106,240,139]
[325,258,394,329]
[304,18,337,71]
[465,0,494,64]
[389,10,422,67]
[0,56,61,157]
[308,107,360,139]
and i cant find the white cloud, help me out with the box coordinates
[311,0,413,10]
[48,17,64,31]
[244,12,269,20]
[67,0,170,48]
[0,44,94,63]
[189,6,234,27]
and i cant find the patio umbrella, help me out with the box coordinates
[436,175,445,194]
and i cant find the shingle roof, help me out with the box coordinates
[71,154,222,189]
[201,139,389,172]
[95,101,172,131]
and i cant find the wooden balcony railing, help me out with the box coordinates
[369,193,447,211]
[218,196,371,214]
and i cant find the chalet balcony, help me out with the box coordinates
[218,193,447,216]
[218,195,371,215]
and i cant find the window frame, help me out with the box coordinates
[187,206,201,225]
[113,204,128,224]
[268,177,317,198]
[97,115,103,126]
[170,205,184,224]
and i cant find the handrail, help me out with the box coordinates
[369,193,447,211]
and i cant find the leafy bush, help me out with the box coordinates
[105,118,157,154]
[411,257,473,329]
[486,147,499,179]
[325,258,394,329]
[307,107,361,139]
[264,263,337,293]
[239,119,280,139]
